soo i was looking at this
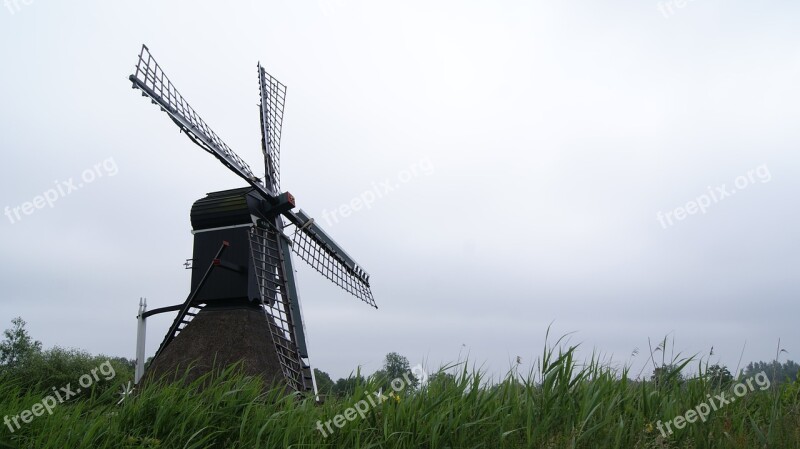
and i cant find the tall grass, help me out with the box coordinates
[0,342,797,448]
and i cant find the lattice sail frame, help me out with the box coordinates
[129,45,262,188]
[249,225,310,392]
[258,65,286,195]
[287,212,377,308]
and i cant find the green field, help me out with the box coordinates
[1,342,798,449]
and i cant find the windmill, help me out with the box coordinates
[128,45,377,393]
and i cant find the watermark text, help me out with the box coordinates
[656,164,770,229]
[5,157,118,225]
[315,364,428,438]
[321,158,434,227]
[3,361,116,433]
[656,371,770,437]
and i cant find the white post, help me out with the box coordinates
[135,298,147,384]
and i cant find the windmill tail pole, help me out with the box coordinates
[135,298,147,384]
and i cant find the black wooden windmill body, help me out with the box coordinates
[128,45,377,393]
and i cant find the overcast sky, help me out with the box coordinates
[1,1,798,381]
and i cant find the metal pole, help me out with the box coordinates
[135,298,147,384]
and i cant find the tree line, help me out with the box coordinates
[2,317,797,397]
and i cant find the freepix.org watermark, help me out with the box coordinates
[4,157,118,225]
[656,371,770,438]
[3,361,116,433]
[321,158,434,227]
[657,0,699,19]
[319,0,349,16]
[315,364,428,438]
[656,164,771,229]
[4,0,33,15]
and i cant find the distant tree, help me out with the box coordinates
[742,360,800,385]
[650,364,685,388]
[0,317,41,370]
[314,368,335,394]
[429,371,456,384]
[108,356,136,371]
[426,371,457,392]
[706,364,733,389]
[332,374,366,397]
[382,352,418,390]
[9,346,132,396]
[785,360,800,382]
[383,352,410,379]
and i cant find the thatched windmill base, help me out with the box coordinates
[144,305,287,388]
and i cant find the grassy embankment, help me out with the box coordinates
[1,342,798,448]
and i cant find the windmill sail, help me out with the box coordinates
[286,210,377,308]
[255,65,376,307]
[129,45,265,193]
[258,65,285,196]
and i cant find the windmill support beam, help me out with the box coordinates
[151,241,229,363]
[280,235,308,358]
[135,298,147,384]
[141,304,183,319]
